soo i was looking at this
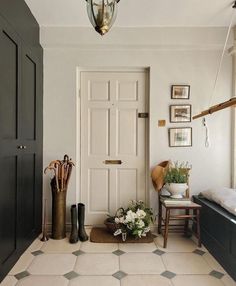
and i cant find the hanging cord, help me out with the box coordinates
[208,4,236,107]
[203,117,210,148]
[204,3,236,148]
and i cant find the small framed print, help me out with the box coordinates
[169,127,192,147]
[170,104,191,123]
[171,85,190,99]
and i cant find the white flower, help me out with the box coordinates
[136,209,146,219]
[125,210,137,223]
[111,200,152,239]
[143,227,150,234]
[136,220,145,228]
[114,229,122,236]
[137,230,142,238]
[115,216,125,224]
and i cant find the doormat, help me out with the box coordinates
[90,227,154,243]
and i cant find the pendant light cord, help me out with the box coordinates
[208,6,236,107]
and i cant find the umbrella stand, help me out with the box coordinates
[51,180,67,239]
[44,155,74,240]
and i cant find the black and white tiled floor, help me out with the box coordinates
[1,231,235,286]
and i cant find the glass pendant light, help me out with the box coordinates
[86,0,120,36]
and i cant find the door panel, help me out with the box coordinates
[89,80,110,101]
[117,169,137,207]
[117,108,137,156]
[89,108,110,156]
[21,54,36,140]
[89,168,109,213]
[81,71,148,225]
[0,156,17,264]
[0,30,18,140]
[117,80,138,101]
[18,154,35,238]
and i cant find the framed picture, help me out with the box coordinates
[170,104,191,123]
[169,127,192,147]
[171,85,190,99]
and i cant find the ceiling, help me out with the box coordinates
[25,0,236,27]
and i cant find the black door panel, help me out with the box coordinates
[0,30,18,140]
[21,53,36,141]
[18,154,36,240]
[0,156,17,264]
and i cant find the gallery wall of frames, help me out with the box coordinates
[169,85,192,147]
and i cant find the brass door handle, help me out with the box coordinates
[103,160,122,165]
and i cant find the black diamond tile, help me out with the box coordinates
[193,249,206,256]
[153,249,165,256]
[72,250,85,256]
[31,250,44,256]
[209,270,224,279]
[64,271,79,280]
[15,271,30,280]
[113,250,125,256]
[161,271,176,279]
[112,271,127,280]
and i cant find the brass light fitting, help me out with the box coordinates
[85,0,120,36]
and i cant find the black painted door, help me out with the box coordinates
[0,18,21,267]
[17,47,39,247]
[0,15,42,279]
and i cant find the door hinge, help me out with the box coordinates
[138,112,149,118]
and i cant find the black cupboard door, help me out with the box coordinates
[0,15,42,271]
[0,18,21,267]
[17,46,42,247]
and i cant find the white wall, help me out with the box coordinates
[41,27,233,222]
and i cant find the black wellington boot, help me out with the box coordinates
[78,203,88,241]
[69,205,79,243]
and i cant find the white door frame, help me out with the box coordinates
[76,67,150,212]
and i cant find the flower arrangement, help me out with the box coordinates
[164,161,191,184]
[111,200,153,240]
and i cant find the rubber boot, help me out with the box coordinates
[78,203,88,241]
[69,205,78,243]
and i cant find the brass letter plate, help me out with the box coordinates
[138,113,149,118]
[104,160,122,165]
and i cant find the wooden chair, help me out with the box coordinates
[151,162,201,248]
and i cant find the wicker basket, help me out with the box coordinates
[104,218,118,234]
[104,208,125,234]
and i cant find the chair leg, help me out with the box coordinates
[184,209,189,236]
[196,209,201,247]
[163,209,170,248]
[158,197,162,234]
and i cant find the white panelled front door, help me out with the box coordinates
[80,71,148,225]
